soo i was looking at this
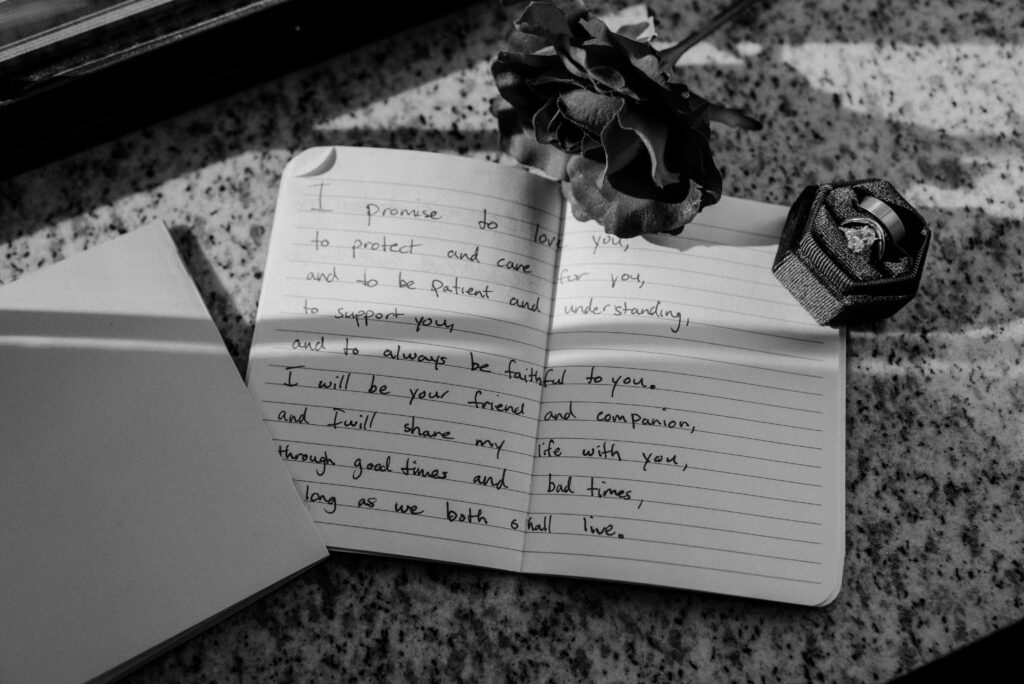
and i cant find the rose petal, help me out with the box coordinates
[557,89,621,135]
[663,127,722,202]
[533,71,579,88]
[550,110,586,153]
[564,156,705,237]
[493,97,571,179]
[696,161,722,208]
[531,98,561,144]
[600,116,708,205]
[582,63,627,92]
[515,2,573,39]
[552,33,634,97]
[598,115,642,183]
[508,131,571,179]
[563,42,647,97]
[506,0,590,24]
[492,52,558,112]
[616,101,675,189]
[508,28,549,55]
[607,151,692,204]
[494,49,557,70]
[554,41,591,81]
[579,136,603,156]
[615,20,657,43]
[580,45,663,102]
[580,17,664,82]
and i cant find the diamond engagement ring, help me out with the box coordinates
[840,196,907,259]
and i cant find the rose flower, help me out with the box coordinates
[492,1,757,237]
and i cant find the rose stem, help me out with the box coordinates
[658,0,769,67]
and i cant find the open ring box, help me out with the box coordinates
[772,178,931,326]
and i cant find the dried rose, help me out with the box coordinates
[492,1,758,237]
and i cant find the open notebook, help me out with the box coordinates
[0,224,327,684]
[247,146,846,606]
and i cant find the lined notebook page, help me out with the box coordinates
[247,147,564,570]
[524,198,845,606]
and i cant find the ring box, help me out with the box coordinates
[772,178,930,326]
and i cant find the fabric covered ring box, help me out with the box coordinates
[772,178,931,326]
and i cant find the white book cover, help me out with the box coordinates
[0,223,327,684]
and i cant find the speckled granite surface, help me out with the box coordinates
[2,0,1022,681]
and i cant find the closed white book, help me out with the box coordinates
[0,223,327,684]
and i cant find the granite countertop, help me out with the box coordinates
[2,0,1022,681]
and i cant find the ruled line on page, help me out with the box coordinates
[263,399,536,440]
[524,551,824,585]
[523,531,824,564]
[513,509,825,543]
[276,438,529,476]
[554,292,822,330]
[537,435,825,469]
[288,225,560,270]
[297,178,564,219]
[298,189,564,227]
[277,293,553,337]
[547,363,826,402]
[526,494,823,526]
[529,457,823,487]
[286,260,551,297]
[263,365,541,404]
[527,479,823,507]
[273,323,549,354]
[316,520,525,554]
[545,342,826,379]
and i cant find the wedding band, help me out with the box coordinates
[858,196,906,245]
